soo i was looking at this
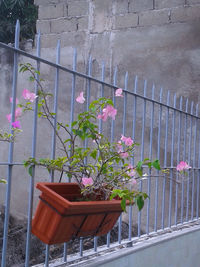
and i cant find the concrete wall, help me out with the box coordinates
[33,0,200,231]
[1,0,200,227]
[35,0,200,102]
[72,224,200,267]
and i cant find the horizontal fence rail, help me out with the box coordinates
[0,21,200,267]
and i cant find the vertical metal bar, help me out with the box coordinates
[197,109,200,219]
[154,88,163,232]
[84,56,92,165]
[146,84,155,235]
[63,243,67,262]
[183,99,188,162]
[25,31,41,267]
[111,67,117,143]
[107,67,117,248]
[63,48,77,261]
[50,40,61,182]
[69,48,77,133]
[181,98,188,223]
[186,101,193,222]
[106,232,111,248]
[138,80,147,237]
[98,62,105,135]
[128,76,138,240]
[128,205,133,241]
[180,97,185,223]
[86,56,92,112]
[94,237,98,252]
[169,94,176,227]
[118,72,128,244]
[44,245,49,267]
[80,237,83,257]
[161,91,170,229]
[175,96,181,225]
[188,102,194,222]
[94,62,105,252]
[122,72,128,133]
[191,104,197,220]
[1,20,20,267]
[118,215,122,244]
[132,76,138,167]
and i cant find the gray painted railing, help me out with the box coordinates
[1,21,200,267]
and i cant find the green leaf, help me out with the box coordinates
[29,76,35,82]
[120,198,126,212]
[136,195,144,211]
[71,121,77,127]
[90,149,97,160]
[0,179,7,184]
[152,159,161,170]
[28,166,33,176]
[136,161,143,176]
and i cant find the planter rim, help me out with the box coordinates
[36,182,122,209]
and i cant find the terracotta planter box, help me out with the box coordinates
[32,182,123,245]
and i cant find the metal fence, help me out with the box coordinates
[1,21,200,267]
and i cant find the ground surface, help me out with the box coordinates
[0,206,139,266]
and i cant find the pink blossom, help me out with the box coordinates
[22,89,37,102]
[11,121,21,129]
[97,111,108,121]
[82,177,93,186]
[6,107,22,123]
[116,141,123,153]
[119,152,129,158]
[176,161,191,172]
[115,88,123,97]
[121,135,133,146]
[9,97,19,104]
[132,179,137,185]
[76,91,85,104]
[98,105,117,121]
[6,114,11,123]
[15,107,22,117]
[127,164,136,177]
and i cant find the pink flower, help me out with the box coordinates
[176,161,191,172]
[121,135,133,146]
[98,105,117,121]
[6,114,11,123]
[6,107,22,123]
[132,179,137,185]
[15,107,22,117]
[9,97,19,104]
[116,141,123,153]
[127,164,136,177]
[82,177,93,186]
[115,88,123,97]
[76,91,85,104]
[22,89,37,102]
[119,152,129,158]
[97,111,108,121]
[11,121,21,129]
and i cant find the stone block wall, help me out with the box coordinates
[1,0,199,222]
[34,0,200,104]
[32,0,200,230]
[35,0,200,45]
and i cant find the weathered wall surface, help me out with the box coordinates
[1,0,200,232]
[33,0,200,231]
[35,0,200,102]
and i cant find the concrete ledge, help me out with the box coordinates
[72,224,200,267]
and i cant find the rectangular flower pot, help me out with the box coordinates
[32,182,123,245]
